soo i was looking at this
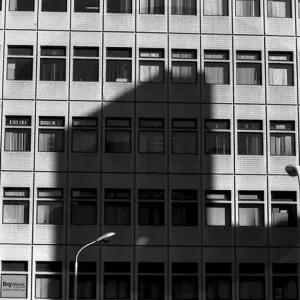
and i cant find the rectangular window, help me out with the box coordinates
[268,0,291,18]
[42,0,67,12]
[239,263,265,300]
[36,262,62,299]
[204,50,229,84]
[238,120,263,155]
[236,51,262,85]
[204,0,228,16]
[271,191,297,227]
[38,117,64,152]
[3,200,29,224]
[236,0,260,17]
[138,189,164,226]
[73,47,99,82]
[3,188,29,198]
[172,190,198,226]
[206,263,232,300]
[72,117,98,153]
[138,118,164,153]
[238,191,264,227]
[270,121,295,156]
[2,261,28,271]
[71,188,97,199]
[205,190,231,226]
[5,116,31,152]
[104,262,130,299]
[139,49,164,83]
[138,263,164,300]
[105,118,131,153]
[171,0,196,15]
[172,49,197,83]
[104,189,131,225]
[140,0,164,14]
[9,0,34,11]
[106,48,132,82]
[107,0,132,13]
[205,120,230,155]
[268,52,294,86]
[37,188,63,198]
[172,119,197,154]
[7,46,33,80]
[40,46,66,81]
[74,0,99,12]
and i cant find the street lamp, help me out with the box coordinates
[285,164,300,187]
[74,232,116,300]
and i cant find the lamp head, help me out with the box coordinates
[95,232,115,243]
[285,164,299,177]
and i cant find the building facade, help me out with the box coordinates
[0,0,300,300]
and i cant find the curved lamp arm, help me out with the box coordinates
[285,164,300,187]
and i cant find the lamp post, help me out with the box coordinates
[285,164,300,187]
[74,232,116,300]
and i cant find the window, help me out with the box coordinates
[237,120,263,155]
[206,263,232,300]
[9,0,34,11]
[3,201,29,224]
[172,119,197,154]
[204,50,229,84]
[270,121,295,156]
[172,49,197,83]
[42,0,67,12]
[138,119,164,153]
[69,262,96,299]
[138,263,164,300]
[140,0,164,14]
[204,0,228,16]
[138,189,164,226]
[205,120,230,155]
[205,191,231,227]
[72,117,98,153]
[40,46,66,81]
[236,51,262,85]
[236,0,260,17]
[106,48,132,82]
[73,47,99,82]
[74,0,99,12]
[139,49,164,83]
[4,188,29,198]
[271,191,297,227]
[37,188,63,225]
[238,191,264,227]
[7,46,33,80]
[2,261,28,272]
[107,0,132,13]
[70,188,97,225]
[104,262,130,299]
[172,190,198,226]
[272,263,298,300]
[268,52,294,86]
[38,117,64,152]
[171,0,196,15]
[172,263,198,300]
[36,262,62,299]
[268,0,291,18]
[104,189,131,225]
[239,263,265,300]
[105,118,131,153]
[5,116,31,151]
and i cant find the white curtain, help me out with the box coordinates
[37,202,62,224]
[139,62,163,82]
[238,133,263,155]
[206,206,226,226]
[36,276,61,299]
[172,62,196,83]
[237,63,261,85]
[205,132,230,154]
[3,202,25,223]
[239,206,261,226]
[105,131,131,153]
[140,0,163,14]
[205,62,229,84]
[269,64,293,85]
[139,131,164,153]
[268,0,291,17]
[236,0,259,17]
[240,278,264,299]
[72,130,97,152]
[107,0,131,13]
[171,0,196,15]
[204,0,228,16]
[40,59,66,81]
[39,130,64,152]
[270,134,294,155]
[172,132,197,154]
[5,129,30,151]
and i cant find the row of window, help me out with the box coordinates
[2,0,300,19]
[2,188,297,227]
[7,47,296,86]
[1,261,298,300]
[3,117,296,156]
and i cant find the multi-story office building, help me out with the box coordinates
[0,0,300,299]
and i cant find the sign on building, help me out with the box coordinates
[1,274,27,298]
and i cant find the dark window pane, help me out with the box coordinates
[41,47,66,56]
[73,59,99,82]
[9,0,35,11]
[106,60,132,82]
[8,46,33,56]
[2,261,28,272]
[42,0,67,12]
[107,0,132,13]
[40,59,66,81]
[171,0,196,15]
[74,47,99,57]
[107,48,132,58]
[238,133,263,155]
[105,130,131,153]
[74,0,99,13]
[7,58,33,80]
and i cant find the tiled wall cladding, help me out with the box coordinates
[2,2,300,297]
